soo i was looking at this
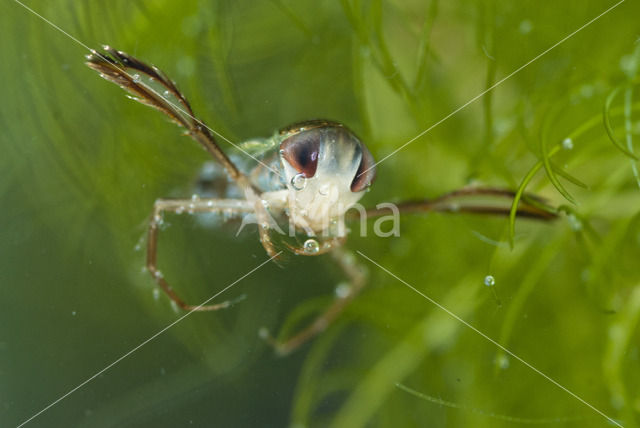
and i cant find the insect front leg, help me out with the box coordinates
[146,197,253,311]
[261,247,367,356]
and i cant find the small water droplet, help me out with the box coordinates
[579,84,594,99]
[519,19,533,34]
[335,283,351,298]
[206,200,214,207]
[175,207,185,214]
[562,137,574,150]
[163,90,170,98]
[496,354,510,369]
[71,310,77,316]
[153,288,160,300]
[153,270,164,279]
[291,173,307,191]
[132,73,140,82]
[484,275,495,287]
[567,213,582,231]
[303,238,320,254]
[191,194,200,201]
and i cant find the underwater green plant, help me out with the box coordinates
[2,1,639,427]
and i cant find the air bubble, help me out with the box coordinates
[291,173,307,191]
[303,238,320,254]
[496,354,510,369]
[258,327,270,339]
[567,213,582,231]
[579,84,594,99]
[562,137,574,150]
[484,275,495,287]
[335,283,351,298]
[318,184,330,196]
[519,20,533,34]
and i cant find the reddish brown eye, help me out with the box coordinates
[280,131,320,178]
[351,144,376,192]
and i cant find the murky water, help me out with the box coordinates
[2,2,639,427]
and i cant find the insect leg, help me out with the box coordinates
[146,198,253,311]
[85,47,254,191]
[360,186,557,220]
[261,247,367,356]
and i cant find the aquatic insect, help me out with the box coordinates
[86,47,555,355]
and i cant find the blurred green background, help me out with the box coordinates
[2,0,639,427]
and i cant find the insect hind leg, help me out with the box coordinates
[260,247,367,356]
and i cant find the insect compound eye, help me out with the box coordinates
[350,143,376,192]
[279,130,321,178]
